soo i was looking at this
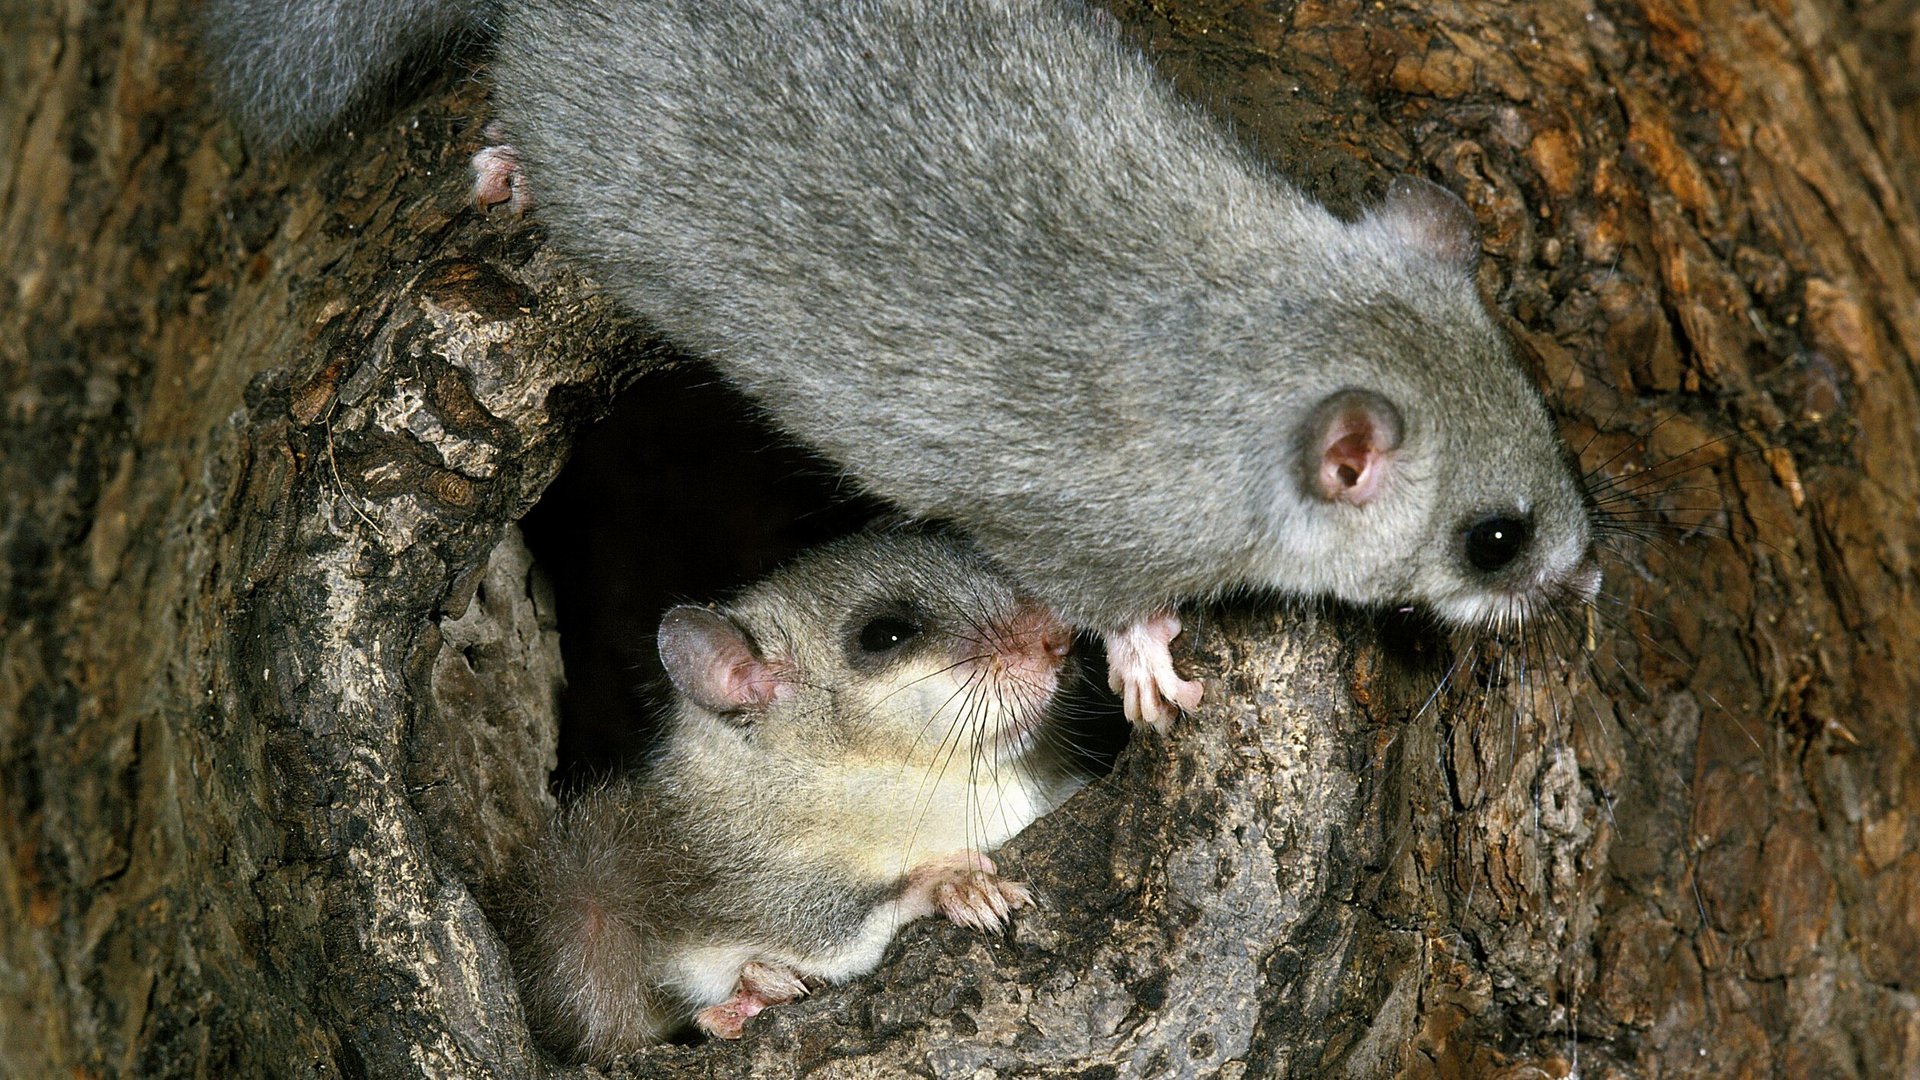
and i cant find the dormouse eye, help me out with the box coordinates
[1463,513,1532,574]
[857,614,922,654]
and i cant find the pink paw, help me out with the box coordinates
[1104,611,1203,731]
[471,141,529,213]
[908,852,1033,934]
[692,961,809,1040]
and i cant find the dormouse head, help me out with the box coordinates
[656,528,1071,769]
[1276,177,1601,630]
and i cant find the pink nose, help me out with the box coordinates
[1003,603,1071,665]
[1040,623,1071,659]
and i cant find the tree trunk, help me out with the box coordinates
[3,0,1916,1076]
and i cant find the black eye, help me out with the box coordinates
[857,614,922,654]
[1463,514,1532,573]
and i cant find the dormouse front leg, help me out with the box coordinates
[902,851,1034,934]
[1103,610,1204,731]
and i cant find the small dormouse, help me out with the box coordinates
[504,528,1087,1065]
[203,0,1604,728]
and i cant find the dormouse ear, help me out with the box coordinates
[657,606,790,716]
[1303,389,1404,505]
[1365,176,1480,269]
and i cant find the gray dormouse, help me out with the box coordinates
[203,0,1603,727]
[504,528,1086,1063]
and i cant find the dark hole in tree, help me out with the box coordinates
[519,363,887,789]
[473,364,1134,1063]
[518,362,1131,793]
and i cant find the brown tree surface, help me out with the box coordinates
[3,0,1917,1076]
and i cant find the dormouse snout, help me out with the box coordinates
[964,601,1071,687]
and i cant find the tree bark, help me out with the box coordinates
[3,0,1917,1076]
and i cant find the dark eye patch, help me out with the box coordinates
[844,601,932,669]
[857,613,922,654]
[1463,513,1532,574]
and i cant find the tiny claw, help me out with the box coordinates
[909,851,1031,933]
[693,1001,750,1040]
[1104,611,1203,730]
[738,960,809,1004]
[694,960,808,1039]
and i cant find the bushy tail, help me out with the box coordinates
[502,782,691,1062]
[199,0,499,151]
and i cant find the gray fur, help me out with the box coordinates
[199,0,497,149]
[202,0,1598,677]
[504,528,1086,1064]
[508,782,710,1057]
[487,0,1597,635]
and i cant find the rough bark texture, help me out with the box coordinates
[3,0,1917,1077]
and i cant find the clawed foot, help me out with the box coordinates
[693,961,810,1040]
[906,851,1033,933]
[471,127,530,213]
[1104,611,1203,731]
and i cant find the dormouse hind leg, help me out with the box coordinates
[471,123,531,213]
[903,851,1034,933]
[1104,610,1204,731]
[692,961,811,1040]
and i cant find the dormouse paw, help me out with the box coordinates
[1104,611,1203,731]
[471,142,530,213]
[693,961,810,1040]
[907,851,1033,934]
